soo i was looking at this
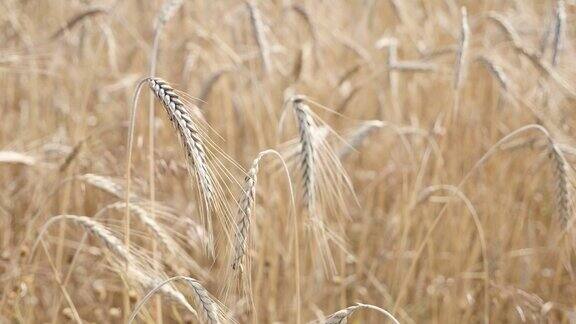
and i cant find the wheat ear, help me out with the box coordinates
[338,120,384,159]
[486,12,576,98]
[454,7,469,90]
[551,0,566,66]
[476,56,509,91]
[231,150,288,271]
[129,276,221,324]
[247,0,272,74]
[148,78,215,213]
[549,142,572,227]
[292,96,316,213]
[150,2,183,320]
[231,154,261,271]
[33,215,197,315]
[323,303,399,324]
[108,203,207,276]
[80,173,133,200]
[155,0,183,30]
[0,151,36,165]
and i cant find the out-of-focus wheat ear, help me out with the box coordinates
[129,276,223,324]
[32,215,197,316]
[549,141,572,228]
[287,4,320,68]
[292,96,316,214]
[154,0,183,30]
[109,203,207,277]
[391,61,437,72]
[323,303,399,324]
[247,0,272,74]
[454,7,469,91]
[79,173,134,200]
[486,12,576,98]
[452,6,469,122]
[49,6,108,40]
[59,141,83,172]
[32,215,131,264]
[337,120,384,160]
[0,151,36,165]
[197,68,232,108]
[148,78,216,238]
[551,0,566,66]
[476,56,510,92]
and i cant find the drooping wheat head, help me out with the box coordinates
[148,78,217,235]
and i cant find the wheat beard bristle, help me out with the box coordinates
[232,154,261,270]
[293,97,316,213]
[148,78,215,210]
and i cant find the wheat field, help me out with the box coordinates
[1,0,576,323]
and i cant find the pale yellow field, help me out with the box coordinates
[1,0,576,323]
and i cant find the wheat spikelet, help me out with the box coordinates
[282,126,329,166]
[148,78,216,214]
[551,0,566,66]
[184,277,221,324]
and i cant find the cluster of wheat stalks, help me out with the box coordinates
[1,0,576,323]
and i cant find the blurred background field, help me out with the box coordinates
[1,0,576,323]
